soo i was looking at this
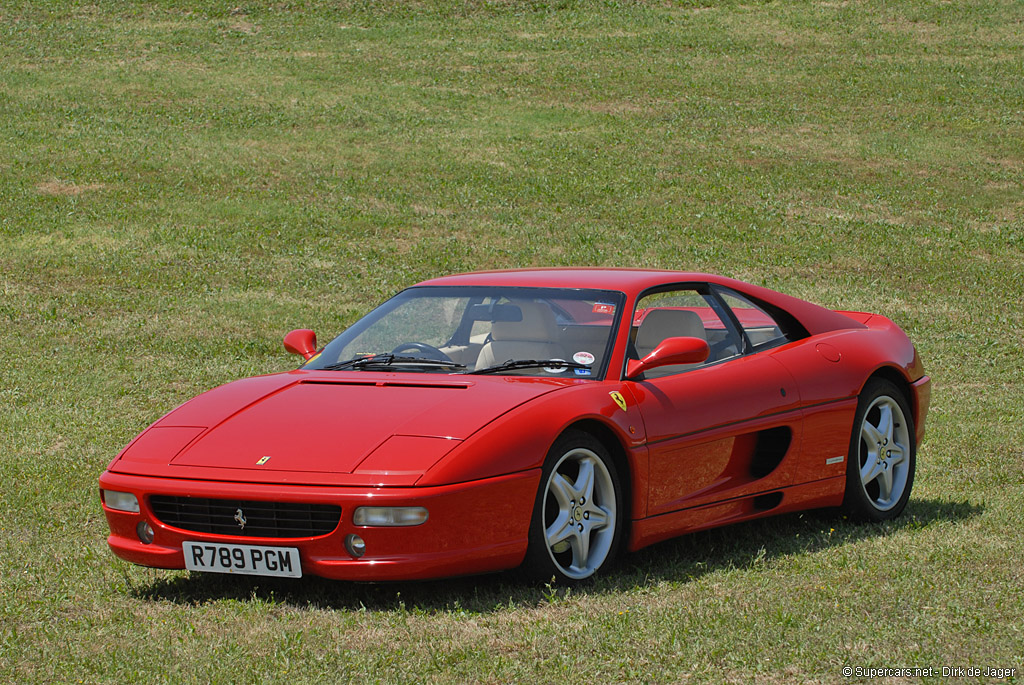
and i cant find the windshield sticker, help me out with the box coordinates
[573,351,595,366]
[543,360,569,374]
[592,303,616,315]
[304,352,322,366]
[574,367,592,376]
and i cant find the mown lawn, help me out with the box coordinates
[1,1,1021,682]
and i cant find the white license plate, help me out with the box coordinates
[183,541,302,578]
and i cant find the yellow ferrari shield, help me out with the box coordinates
[609,391,627,412]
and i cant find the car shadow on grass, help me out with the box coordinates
[131,497,981,613]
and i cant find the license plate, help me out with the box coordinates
[183,541,302,578]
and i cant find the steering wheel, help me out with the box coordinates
[390,342,455,362]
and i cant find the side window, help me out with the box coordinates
[717,290,791,350]
[630,288,743,378]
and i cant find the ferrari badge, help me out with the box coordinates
[609,391,628,412]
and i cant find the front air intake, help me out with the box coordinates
[149,496,341,538]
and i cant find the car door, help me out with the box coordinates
[624,285,804,517]
[715,287,861,487]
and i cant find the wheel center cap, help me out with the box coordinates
[574,505,584,521]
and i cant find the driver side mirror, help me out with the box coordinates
[283,329,318,360]
[625,336,710,379]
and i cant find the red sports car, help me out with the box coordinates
[100,269,930,583]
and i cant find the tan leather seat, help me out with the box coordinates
[475,301,568,370]
[634,309,707,377]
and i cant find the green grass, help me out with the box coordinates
[1,0,1022,681]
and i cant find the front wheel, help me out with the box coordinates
[522,430,623,583]
[843,379,916,521]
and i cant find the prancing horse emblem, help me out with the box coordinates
[234,508,247,531]
[609,391,628,412]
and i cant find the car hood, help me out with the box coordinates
[110,370,571,486]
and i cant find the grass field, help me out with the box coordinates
[1,0,1022,682]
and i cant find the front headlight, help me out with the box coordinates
[352,506,428,527]
[102,490,140,513]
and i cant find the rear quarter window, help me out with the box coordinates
[717,289,801,351]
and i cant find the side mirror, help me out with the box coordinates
[283,329,318,360]
[625,336,710,379]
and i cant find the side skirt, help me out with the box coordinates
[626,475,845,552]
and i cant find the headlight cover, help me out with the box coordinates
[102,490,140,513]
[352,506,428,527]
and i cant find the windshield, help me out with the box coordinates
[303,286,626,378]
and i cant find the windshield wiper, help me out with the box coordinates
[323,354,466,371]
[466,359,590,375]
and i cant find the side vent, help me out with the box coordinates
[752,492,783,511]
[750,426,792,478]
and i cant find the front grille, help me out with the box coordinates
[149,496,341,538]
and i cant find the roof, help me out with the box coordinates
[416,268,865,335]
[419,268,721,292]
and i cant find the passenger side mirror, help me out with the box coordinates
[625,336,710,379]
[283,329,318,360]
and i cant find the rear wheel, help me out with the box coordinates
[522,430,623,583]
[843,379,916,521]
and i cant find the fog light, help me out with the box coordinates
[352,506,428,527]
[136,521,155,544]
[102,490,140,513]
[345,534,366,558]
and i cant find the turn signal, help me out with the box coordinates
[102,490,140,513]
[352,507,428,527]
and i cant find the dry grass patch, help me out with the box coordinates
[225,20,260,35]
[35,179,105,196]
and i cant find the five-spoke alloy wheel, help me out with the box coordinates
[843,379,916,521]
[523,430,622,583]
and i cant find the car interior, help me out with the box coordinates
[436,299,614,375]
[473,301,570,370]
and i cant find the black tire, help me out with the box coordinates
[521,430,624,583]
[842,378,916,521]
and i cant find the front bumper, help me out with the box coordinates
[99,469,539,581]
